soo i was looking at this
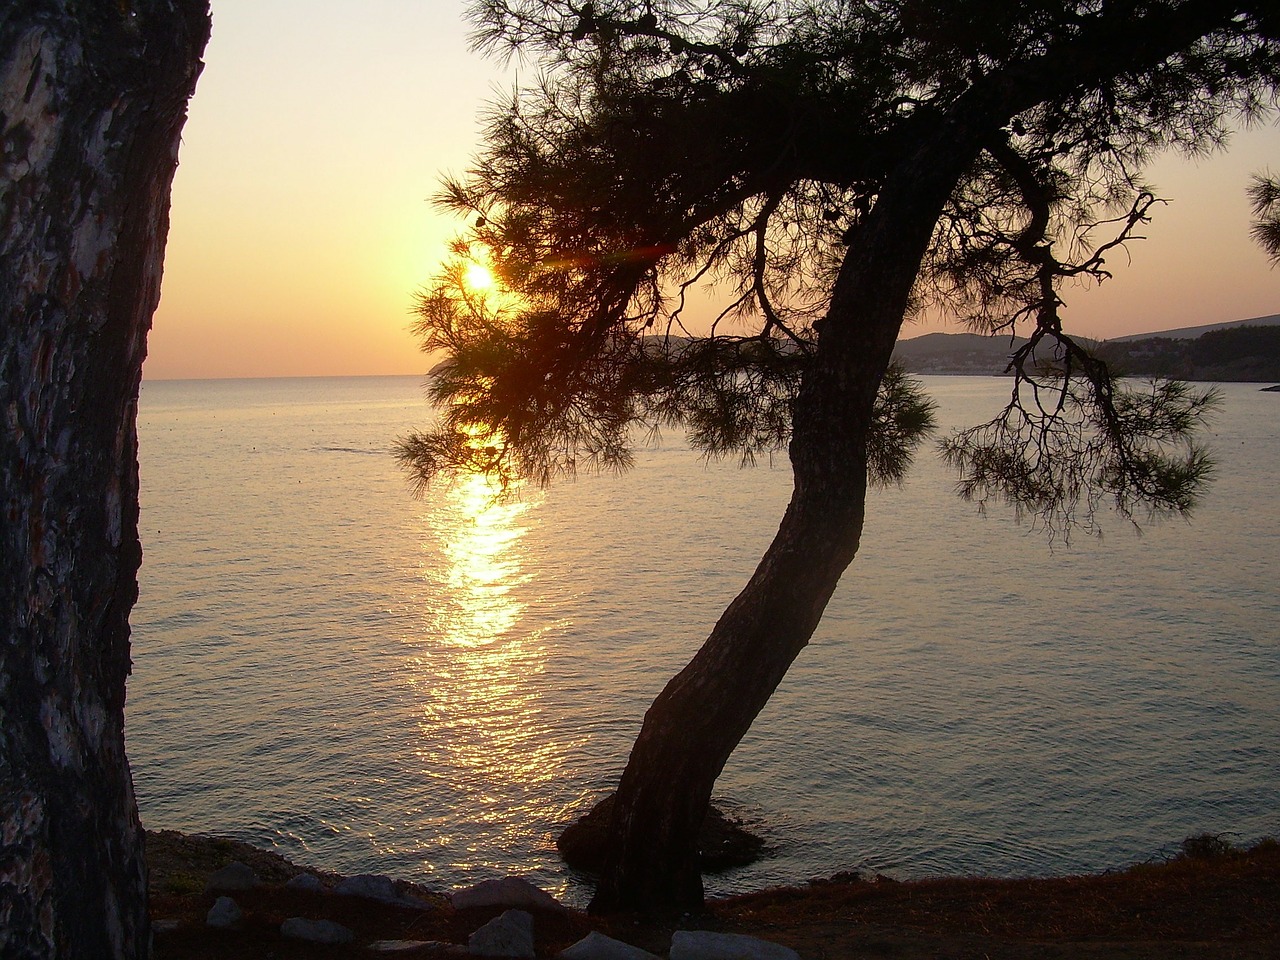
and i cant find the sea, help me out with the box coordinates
[126,374,1280,906]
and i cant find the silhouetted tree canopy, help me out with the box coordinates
[1249,172,1280,262]
[400,0,1279,914]
[402,0,1276,533]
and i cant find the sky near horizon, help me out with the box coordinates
[145,0,1280,381]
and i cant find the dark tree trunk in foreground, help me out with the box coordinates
[1,4,209,957]
[591,134,982,914]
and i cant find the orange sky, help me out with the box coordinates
[144,0,1280,381]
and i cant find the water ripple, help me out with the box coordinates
[129,376,1280,904]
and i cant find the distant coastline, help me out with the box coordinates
[894,313,1280,381]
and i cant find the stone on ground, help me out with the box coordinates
[452,876,563,912]
[285,872,325,892]
[468,908,535,958]
[669,931,800,960]
[558,930,661,960]
[205,896,242,928]
[336,872,400,902]
[280,916,356,944]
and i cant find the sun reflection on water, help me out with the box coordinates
[443,474,528,643]
[404,472,578,886]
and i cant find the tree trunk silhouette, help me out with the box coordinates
[587,1,1243,909]
[591,134,982,915]
[1,4,209,957]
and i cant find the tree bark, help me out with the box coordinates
[1,4,209,957]
[591,125,985,915]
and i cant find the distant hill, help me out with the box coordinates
[893,314,1280,381]
[1105,313,1280,343]
[1095,324,1280,382]
[891,332,1028,374]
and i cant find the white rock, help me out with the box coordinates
[285,872,325,892]
[452,876,563,913]
[558,930,661,960]
[204,861,259,893]
[669,931,800,960]
[205,896,242,928]
[468,908,535,958]
[280,916,356,944]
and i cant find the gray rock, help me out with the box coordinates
[285,872,325,892]
[335,872,399,903]
[205,896,242,929]
[468,908,535,958]
[669,931,801,960]
[558,931,661,960]
[152,918,182,935]
[204,861,259,893]
[280,916,355,944]
[452,876,563,913]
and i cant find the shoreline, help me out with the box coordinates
[145,829,1280,959]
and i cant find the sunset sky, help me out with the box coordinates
[145,0,1280,381]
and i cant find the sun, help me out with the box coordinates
[464,262,496,292]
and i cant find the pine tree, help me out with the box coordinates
[399,0,1279,913]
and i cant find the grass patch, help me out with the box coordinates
[161,871,204,896]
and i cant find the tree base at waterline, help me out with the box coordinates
[557,794,765,874]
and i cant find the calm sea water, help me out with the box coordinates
[126,375,1280,905]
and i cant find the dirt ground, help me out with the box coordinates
[146,830,1280,959]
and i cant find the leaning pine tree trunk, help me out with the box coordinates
[591,135,982,915]
[589,445,875,913]
[1,4,209,957]
[588,274,893,916]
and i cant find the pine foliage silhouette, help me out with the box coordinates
[399,0,1279,914]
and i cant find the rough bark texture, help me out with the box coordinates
[0,3,209,957]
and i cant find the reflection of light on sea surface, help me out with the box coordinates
[126,378,1280,904]
[443,473,527,642]
[404,473,576,886]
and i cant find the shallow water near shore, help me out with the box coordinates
[127,374,1280,906]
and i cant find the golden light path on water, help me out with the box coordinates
[125,377,1280,902]
[403,472,580,886]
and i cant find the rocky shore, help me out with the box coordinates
[145,830,1280,960]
